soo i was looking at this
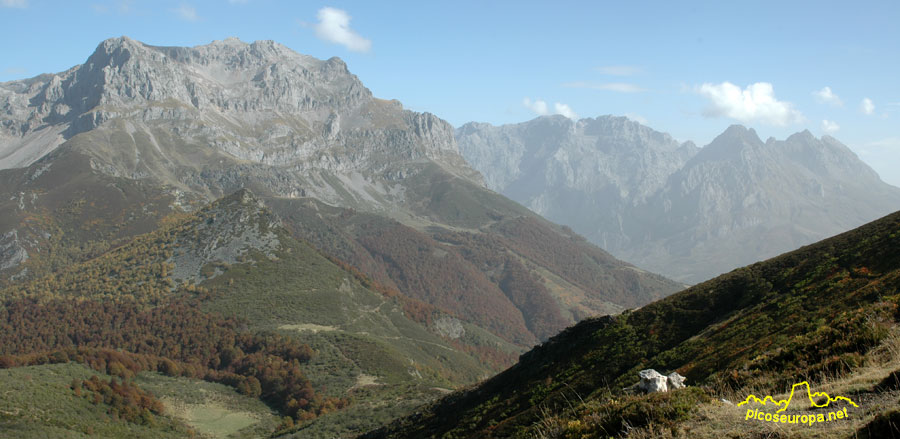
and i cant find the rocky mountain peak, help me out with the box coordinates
[455,121,494,137]
[456,114,701,218]
[223,187,261,206]
[580,115,688,153]
[714,124,762,145]
[1,37,480,213]
[85,36,143,68]
[785,129,816,143]
[779,128,879,181]
[522,115,574,135]
[692,124,764,162]
[2,36,373,137]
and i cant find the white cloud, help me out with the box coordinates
[625,113,649,125]
[554,103,578,120]
[313,7,371,53]
[821,119,840,134]
[696,81,804,126]
[595,65,642,76]
[1,0,27,8]
[522,98,578,120]
[563,81,646,93]
[522,98,549,115]
[861,97,875,115]
[813,86,843,106]
[175,3,198,21]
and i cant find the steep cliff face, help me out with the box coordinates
[4,38,359,125]
[458,118,900,283]
[458,115,697,202]
[0,36,475,206]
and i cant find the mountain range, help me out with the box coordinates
[4,35,899,439]
[457,115,900,283]
[0,37,680,437]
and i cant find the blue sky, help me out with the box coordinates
[2,0,899,184]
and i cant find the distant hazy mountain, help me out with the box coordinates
[457,116,900,282]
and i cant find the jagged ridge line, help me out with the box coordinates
[736,381,858,413]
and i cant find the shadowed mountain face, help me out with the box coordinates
[0,37,681,351]
[457,117,900,283]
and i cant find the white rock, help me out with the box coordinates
[637,369,668,393]
[667,372,686,390]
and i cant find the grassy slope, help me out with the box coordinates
[199,226,491,384]
[134,372,281,438]
[197,229,493,437]
[363,209,900,438]
[0,362,284,439]
[0,363,190,438]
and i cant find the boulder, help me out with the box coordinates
[667,372,686,390]
[637,369,668,393]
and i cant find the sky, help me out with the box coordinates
[2,0,899,185]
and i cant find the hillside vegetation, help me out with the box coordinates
[363,209,900,438]
[0,189,495,437]
[0,149,183,287]
[270,183,680,348]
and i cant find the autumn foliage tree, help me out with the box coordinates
[0,297,345,421]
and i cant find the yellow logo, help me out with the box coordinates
[738,381,857,426]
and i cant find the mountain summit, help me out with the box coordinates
[458,117,900,282]
[1,36,474,202]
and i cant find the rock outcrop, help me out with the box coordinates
[0,36,478,205]
[667,372,686,390]
[637,369,668,393]
[630,369,687,394]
